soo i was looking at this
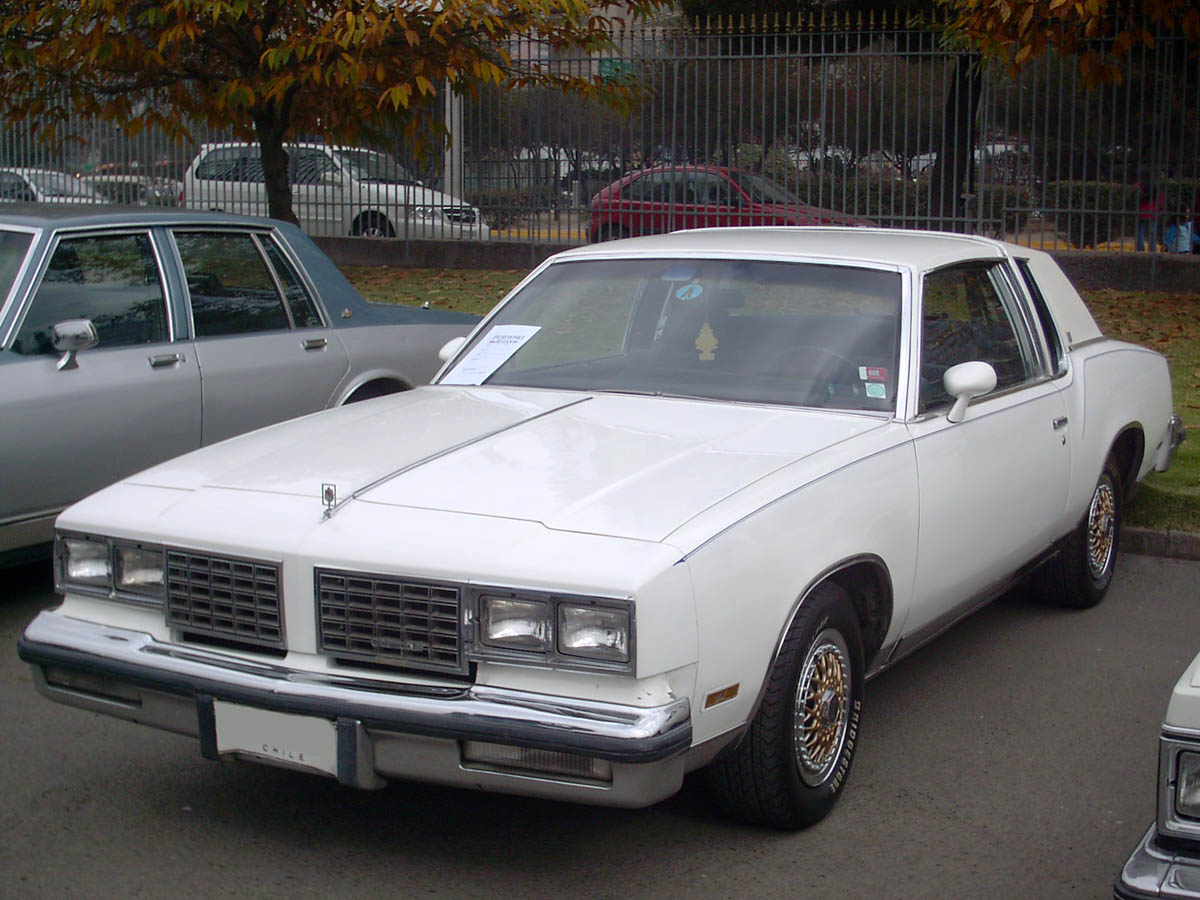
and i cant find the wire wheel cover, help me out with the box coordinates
[793,628,851,786]
[1087,479,1116,580]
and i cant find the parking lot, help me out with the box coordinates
[3,552,1197,899]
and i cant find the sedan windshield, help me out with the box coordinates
[440,257,902,413]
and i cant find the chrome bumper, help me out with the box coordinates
[1155,415,1187,472]
[19,609,692,806]
[1115,825,1200,899]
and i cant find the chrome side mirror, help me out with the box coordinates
[944,361,997,423]
[438,336,467,362]
[51,319,99,371]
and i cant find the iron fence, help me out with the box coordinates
[2,13,1197,253]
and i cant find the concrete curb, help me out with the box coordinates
[1124,527,1200,561]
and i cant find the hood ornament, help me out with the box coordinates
[321,483,337,517]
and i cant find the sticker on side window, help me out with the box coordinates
[858,366,889,382]
[441,325,541,385]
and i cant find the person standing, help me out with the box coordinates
[1136,173,1164,251]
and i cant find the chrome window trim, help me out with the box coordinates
[169,226,297,340]
[0,224,42,347]
[2,227,172,351]
[256,230,328,329]
[248,231,297,329]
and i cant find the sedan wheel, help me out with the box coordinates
[1033,452,1123,608]
[708,582,864,829]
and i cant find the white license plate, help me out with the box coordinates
[213,701,337,778]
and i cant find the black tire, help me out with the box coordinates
[1033,453,1123,608]
[351,212,395,238]
[708,582,864,829]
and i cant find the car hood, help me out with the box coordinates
[365,182,471,208]
[125,386,887,543]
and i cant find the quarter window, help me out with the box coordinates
[10,233,167,356]
[175,231,291,337]
[920,263,1036,411]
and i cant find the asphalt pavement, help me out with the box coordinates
[2,552,1197,900]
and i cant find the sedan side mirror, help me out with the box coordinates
[438,336,467,362]
[944,361,997,423]
[51,319,99,371]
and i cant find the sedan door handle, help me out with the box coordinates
[303,337,328,351]
[148,352,185,369]
[1053,416,1069,430]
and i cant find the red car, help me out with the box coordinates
[588,165,868,242]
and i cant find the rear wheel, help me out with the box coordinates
[708,582,864,828]
[351,212,395,238]
[1033,453,1123,608]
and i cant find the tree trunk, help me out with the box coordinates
[928,53,983,232]
[253,107,298,225]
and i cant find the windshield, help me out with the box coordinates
[440,257,903,413]
[0,229,33,316]
[27,172,103,200]
[728,171,802,205]
[334,149,420,185]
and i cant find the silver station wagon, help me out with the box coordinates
[0,207,477,565]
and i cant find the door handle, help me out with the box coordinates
[303,337,327,351]
[1053,416,1069,430]
[148,352,185,368]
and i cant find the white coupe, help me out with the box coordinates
[19,228,1185,828]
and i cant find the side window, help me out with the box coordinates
[689,173,734,206]
[0,173,35,202]
[920,263,1036,412]
[1015,259,1063,374]
[289,150,337,186]
[10,233,167,356]
[175,231,290,337]
[194,148,241,181]
[260,238,322,328]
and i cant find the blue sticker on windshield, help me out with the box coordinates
[676,283,704,302]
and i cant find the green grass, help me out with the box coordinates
[341,267,1200,533]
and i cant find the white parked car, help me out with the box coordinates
[182,143,490,240]
[0,168,104,205]
[19,228,1184,827]
[1117,651,1200,899]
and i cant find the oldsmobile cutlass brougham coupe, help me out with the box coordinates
[19,228,1185,828]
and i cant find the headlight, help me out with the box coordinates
[1178,752,1200,819]
[60,536,110,587]
[474,590,634,672]
[559,604,629,663]
[481,596,552,652]
[114,544,165,600]
[414,206,440,220]
[56,532,165,605]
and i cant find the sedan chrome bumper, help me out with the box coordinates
[1115,824,1200,899]
[19,609,692,807]
[1155,414,1187,472]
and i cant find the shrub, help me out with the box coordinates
[465,185,558,231]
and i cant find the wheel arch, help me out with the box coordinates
[746,555,894,724]
[1109,424,1145,500]
[335,374,412,406]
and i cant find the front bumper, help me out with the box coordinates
[1115,825,1200,899]
[19,609,692,807]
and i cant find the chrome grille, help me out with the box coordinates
[166,550,283,650]
[316,569,464,675]
[442,206,477,225]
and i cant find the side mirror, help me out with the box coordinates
[943,361,997,423]
[438,336,467,362]
[51,318,99,371]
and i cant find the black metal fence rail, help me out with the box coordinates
[1,13,1197,253]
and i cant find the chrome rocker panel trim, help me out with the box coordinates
[19,609,692,806]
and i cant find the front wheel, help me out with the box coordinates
[1033,453,1123,608]
[707,582,864,828]
[351,212,396,238]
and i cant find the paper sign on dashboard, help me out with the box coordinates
[441,325,541,385]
